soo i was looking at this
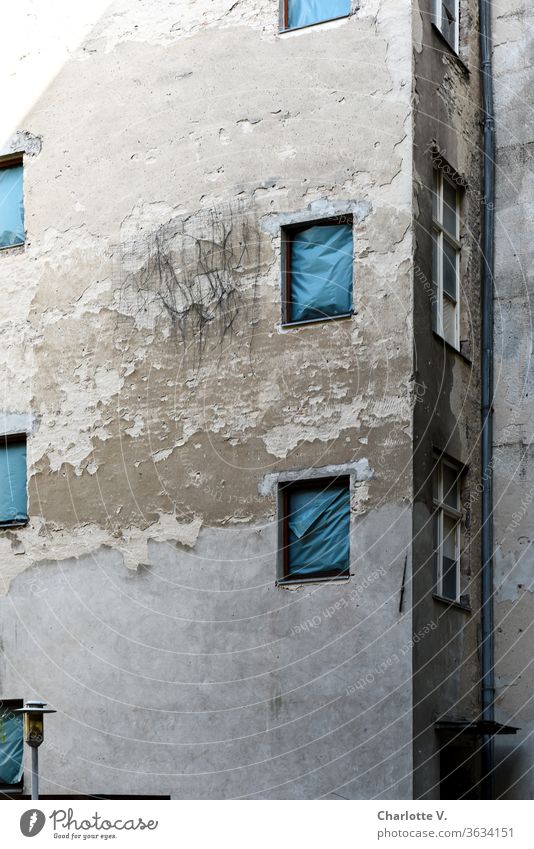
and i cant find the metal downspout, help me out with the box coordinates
[479,0,496,801]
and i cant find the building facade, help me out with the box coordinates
[493,0,534,800]
[0,0,521,799]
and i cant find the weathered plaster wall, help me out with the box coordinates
[492,0,534,800]
[411,0,484,798]
[1,0,414,587]
[0,508,412,799]
[0,1,415,798]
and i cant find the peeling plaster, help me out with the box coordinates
[260,199,372,236]
[258,458,373,495]
[0,513,202,596]
[0,129,42,158]
[0,0,413,597]
[79,0,277,52]
[262,393,410,459]
[0,0,419,801]
[31,366,124,473]
[117,513,202,571]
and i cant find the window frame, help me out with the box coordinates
[0,698,24,795]
[432,169,461,349]
[0,154,25,251]
[281,215,354,327]
[432,456,463,602]
[281,0,352,32]
[0,432,28,528]
[432,0,460,54]
[278,475,351,584]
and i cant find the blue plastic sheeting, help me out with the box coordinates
[0,166,24,248]
[287,485,350,577]
[289,224,353,323]
[288,0,351,29]
[0,711,24,785]
[0,440,28,524]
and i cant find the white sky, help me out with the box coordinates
[1,0,111,147]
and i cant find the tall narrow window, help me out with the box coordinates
[0,157,24,249]
[433,457,462,601]
[283,217,353,325]
[433,0,459,53]
[0,435,28,526]
[279,477,350,582]
[283,0,351,31]
[432,170,461,348]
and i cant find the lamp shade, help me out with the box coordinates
[14,701,56,748]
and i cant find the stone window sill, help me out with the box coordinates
[281,312,353,329]
[433,593,472,613]
[277,574,351,587]
[0,519,29,530]
[0,242,25,256]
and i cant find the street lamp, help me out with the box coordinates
[15,701,56,800]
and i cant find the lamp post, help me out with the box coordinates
[15,701,56,801]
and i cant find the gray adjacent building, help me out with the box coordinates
[0,0,529,800]
[493,0,534,800]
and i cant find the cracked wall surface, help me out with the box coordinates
[1,0,413,585]
[0,0,416,798]
[492,0,534,800]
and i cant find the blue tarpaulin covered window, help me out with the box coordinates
[0,163,25,249]
[285,221,353,323]
[286,0,351,30]
[0,706,24,786]
[282,479,350,580]
[0,437,28,525]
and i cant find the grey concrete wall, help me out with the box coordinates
[492,0,534,800]
[0,509,412,799]
[0,1,415,798]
